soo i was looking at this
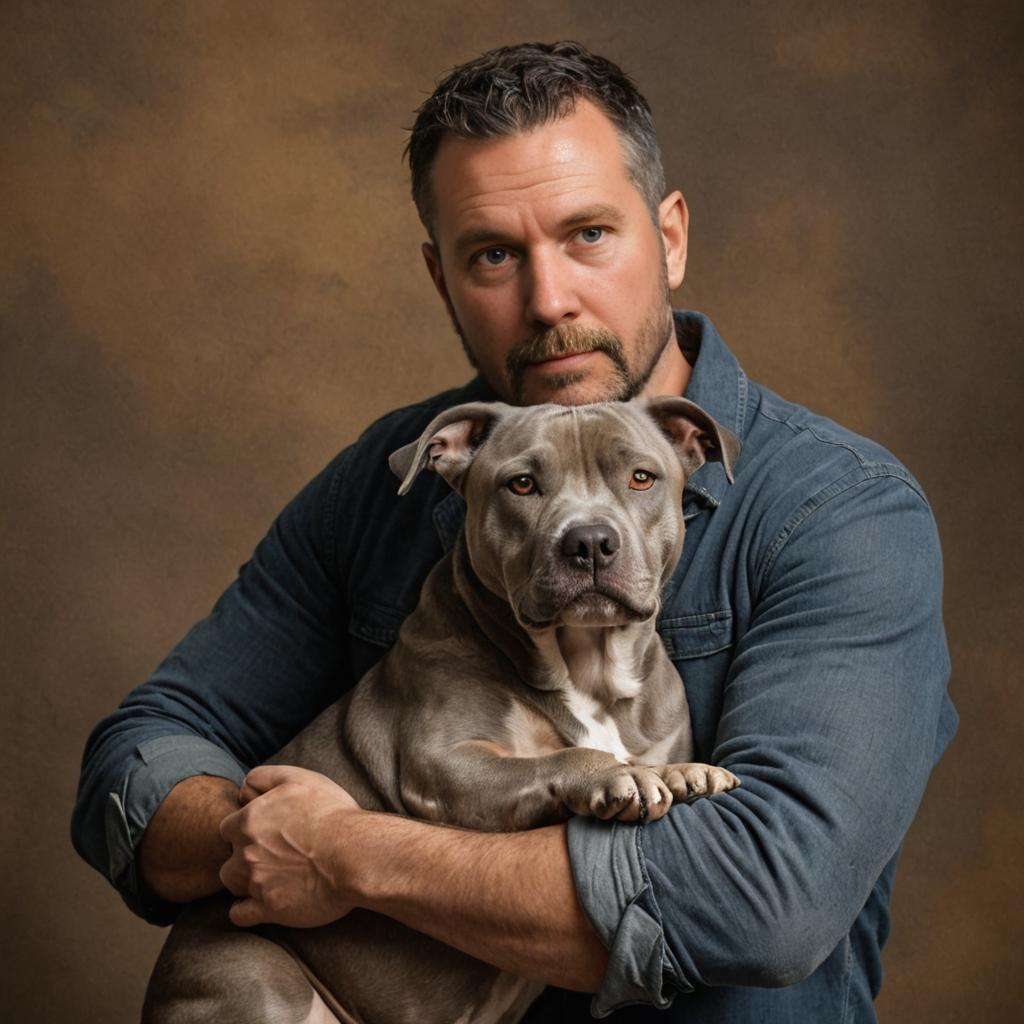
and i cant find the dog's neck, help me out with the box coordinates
[451,536,659,707]
[532,624,645,703]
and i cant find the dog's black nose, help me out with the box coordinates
[561,524,621,568]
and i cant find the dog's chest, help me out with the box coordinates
[502,687,633,762]
[560,684,632,762]
[526,626,648,762]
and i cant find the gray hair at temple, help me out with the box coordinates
[406,41,667,239]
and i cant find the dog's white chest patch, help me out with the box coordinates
[531,627,639,762]
[561,684,631,763]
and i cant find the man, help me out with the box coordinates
[72,42,956,1021]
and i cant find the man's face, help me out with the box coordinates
[422,101,690,405]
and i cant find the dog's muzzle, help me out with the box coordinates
[515,522,657,628]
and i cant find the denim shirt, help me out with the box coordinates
[72,312,956,1022]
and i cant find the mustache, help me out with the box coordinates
[505,324,628,381]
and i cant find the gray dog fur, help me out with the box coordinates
[142,397,741,1024]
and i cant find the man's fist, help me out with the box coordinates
[218,765,362,929]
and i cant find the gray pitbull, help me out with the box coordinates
[143,397,741,1024]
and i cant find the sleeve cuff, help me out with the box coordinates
[567,815,689,1018]
[104,734,246,924]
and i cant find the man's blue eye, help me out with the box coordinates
[579,227,604,243]
[481,248,508,265]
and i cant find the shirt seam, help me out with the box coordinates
[839,935,855,1024]
[756,403,930,483]
[659,609,732,629]
[323,447,354,580]
[756,465,930,589]
[755,402,865,459]
[734,367,749,437]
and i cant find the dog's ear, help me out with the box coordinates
[389,402,508,496]
[644,397,741,483]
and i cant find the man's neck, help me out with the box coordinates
[643,323,692,398]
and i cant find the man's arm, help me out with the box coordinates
[138,775,239,902]
[351,819,607,991]
[71,451,353,921]
[217,764,609,992]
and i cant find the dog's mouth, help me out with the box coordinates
[562,591,646,626]
[519,583,656,630]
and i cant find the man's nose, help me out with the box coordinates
[524,249,580,327]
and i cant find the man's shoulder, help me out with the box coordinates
[729,379,933,553]
[676,311,927,519]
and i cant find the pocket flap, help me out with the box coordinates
[347,597,410,649]
[658,610,734,660]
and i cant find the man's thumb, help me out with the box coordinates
[228,898,265,928]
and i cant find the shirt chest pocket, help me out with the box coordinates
[657,609,734,660]
[657,610,735,760]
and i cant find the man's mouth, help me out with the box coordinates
[528,350,598,372]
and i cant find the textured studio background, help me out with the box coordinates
[2,2,1021,1021]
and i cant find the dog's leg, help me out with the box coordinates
[401,743,682,830]
[142,895,343,1024]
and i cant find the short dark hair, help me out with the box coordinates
[406,41,666,237]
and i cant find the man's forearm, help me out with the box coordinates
[139,774,239,902]
[219,767,609,990]
[341,812,608,991]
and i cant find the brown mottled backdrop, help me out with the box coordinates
[2,2,1021,1021]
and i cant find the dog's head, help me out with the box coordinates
[390,399,739,630]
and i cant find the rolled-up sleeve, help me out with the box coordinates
[102,735,246,922]
[568,816,687,1016]
[569,468,955,1014]
[71,450,354,923]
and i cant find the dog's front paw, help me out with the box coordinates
[661,763,740,802]
[567,765,674,823]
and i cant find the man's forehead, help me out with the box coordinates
[428,101,639,241]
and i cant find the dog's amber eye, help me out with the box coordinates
[508,475,536,496]
[629,470,656,491]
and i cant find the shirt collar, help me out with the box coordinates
[676,310,749,511]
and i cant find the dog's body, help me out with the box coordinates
[143,398,740,1024]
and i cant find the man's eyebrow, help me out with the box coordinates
[453,225,513,255]
[557,204,625,230]
[453,204,626,256]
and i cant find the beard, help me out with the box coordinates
[504,315,667,405]
[451,263,675,406]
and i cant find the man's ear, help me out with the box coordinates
[658,191,689,291]
[389,402,509,495]
[644,396,740,482]
[422,242,456,320]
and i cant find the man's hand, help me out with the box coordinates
[219,765,360,929]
